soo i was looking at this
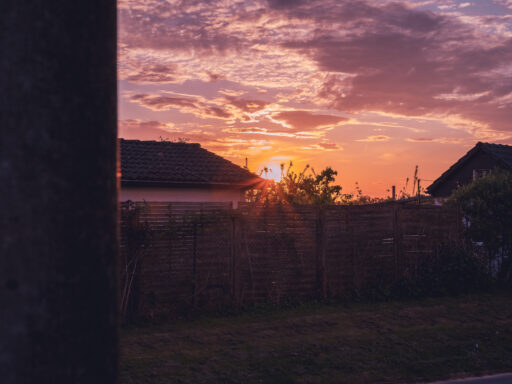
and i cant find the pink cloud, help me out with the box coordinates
[129,93,233,119]
[117,0,512,195]
[118,1,246,54]
[207,72,226,82]
[271,110,348,132]
[224,96,269,113]
[119,0,511,136]
[124,64,178,84]
[128,91,273,122]
[118,119,179,140]
[406,137,465,143]
[277,1,512,132]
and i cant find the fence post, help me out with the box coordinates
[417,179,421,205]
[393,203,403,278]
[316,207,327,299]
[120,204,143,322]
[192,222,198,309]
[231,214,241,309]
[350,208,358,292]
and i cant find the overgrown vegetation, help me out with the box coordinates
[451,169,512,286]
[121,292,512,384]
[394,164,425,199]
[388,245,492,300]
[249,162,427,205]
[249,162,384,205]
[248,162,351,205]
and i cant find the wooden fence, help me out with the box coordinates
[120,201,461,318]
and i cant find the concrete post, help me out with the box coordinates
[0,2,118,383]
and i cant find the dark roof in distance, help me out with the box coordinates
[120,139,264,189]
[427,142,512,194]
[479,142,512,168]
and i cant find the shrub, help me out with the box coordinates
[451,169,512,286]
[389,244,493,299]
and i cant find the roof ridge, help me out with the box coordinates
[194,145,255,176]
[119,138,201,147]
[480,142,512,148]
[427,141,512,193]
[427,143,481,193]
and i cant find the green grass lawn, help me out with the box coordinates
[121,293,512,384]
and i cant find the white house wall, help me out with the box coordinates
[120,186,246,207]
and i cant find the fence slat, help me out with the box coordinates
[120,201,461,318]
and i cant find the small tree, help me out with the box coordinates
[452,169,512,284]
[250,162,352,205]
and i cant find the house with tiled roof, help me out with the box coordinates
[427,142,512,197]
[119,139,264,207]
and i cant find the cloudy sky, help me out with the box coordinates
[118,0,512,196]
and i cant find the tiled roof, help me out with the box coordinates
[120,139,264,188]
[480,142,512,168]
[427,142,512,193]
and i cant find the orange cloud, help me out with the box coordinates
[302,142,343,151]
[406,137,465,143]
[223,127,296,137]
[318,142,342,150]
[357,135,390,142]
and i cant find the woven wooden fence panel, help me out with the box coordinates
[120,201,461,318]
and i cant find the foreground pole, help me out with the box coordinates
[0,2,118,383]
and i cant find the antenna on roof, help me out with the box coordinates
[244,157,248,170]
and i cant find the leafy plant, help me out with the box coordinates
[451,169,512,285]
[347,181,388,205]
[394,165,426,199]
[393,245,492,298]
[250,162,431,205]
[249,162,353,205]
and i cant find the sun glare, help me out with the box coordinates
[259,163,283,182]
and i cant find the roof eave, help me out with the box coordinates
[121,178,264,190]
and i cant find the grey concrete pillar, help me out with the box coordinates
[0,2,118,383]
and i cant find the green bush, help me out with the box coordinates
[352,244,492,301]
[451,169,512,286]
[397,245,492,298]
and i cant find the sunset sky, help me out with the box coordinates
[118,0,512,196]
